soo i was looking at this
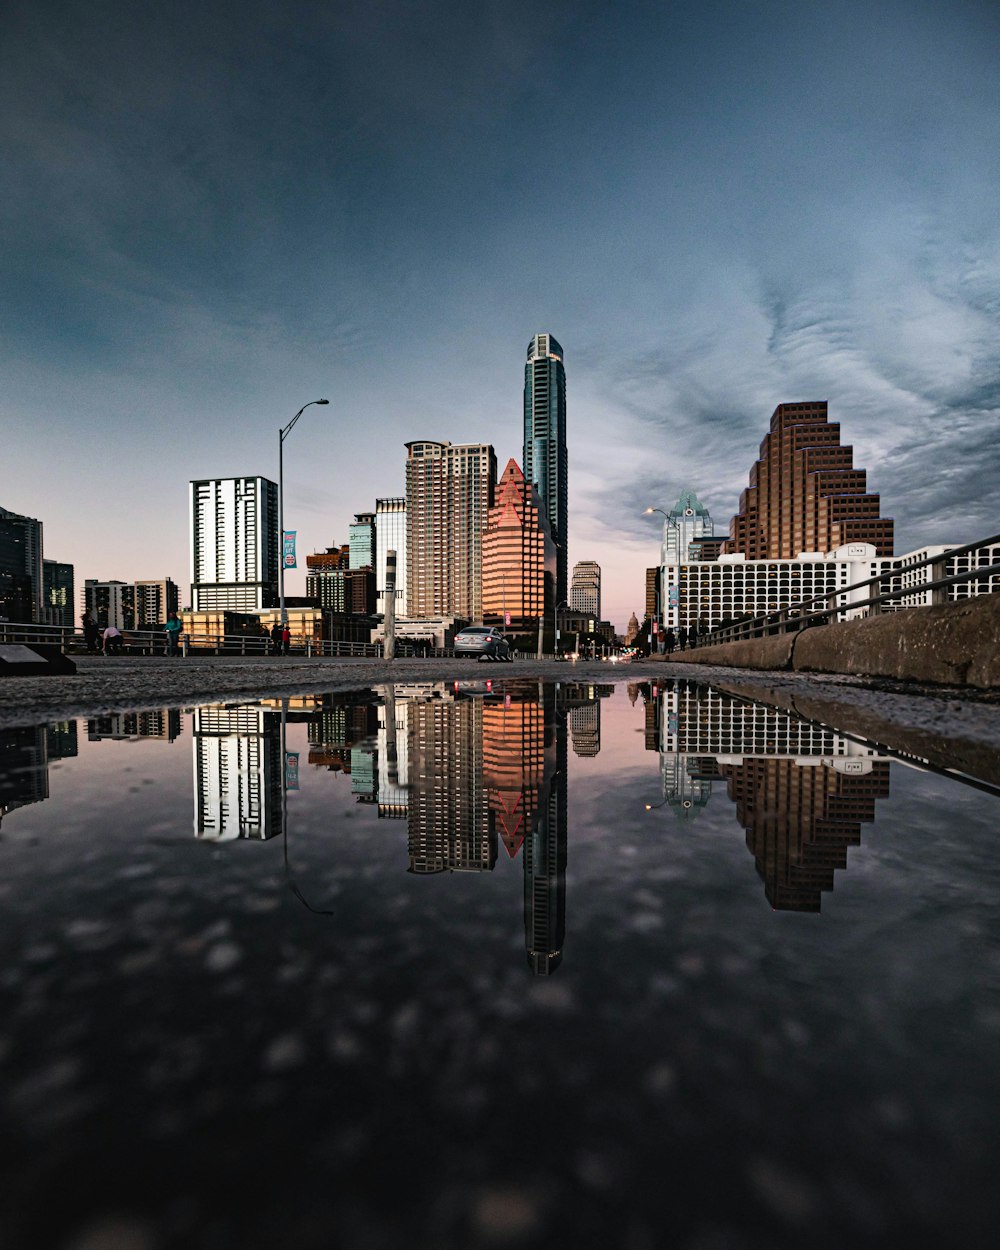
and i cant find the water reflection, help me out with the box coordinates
[0,721,77,827]
[640,679,893,911]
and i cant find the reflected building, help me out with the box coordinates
[193,705,283,840]
[524,687,567,974]
[377,690,409,819]
[88,711,182,742]
[0,721,78,830]
[653,684,892,911]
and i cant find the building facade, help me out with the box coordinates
[0,506,43,622]
[349,512,376,570]
[405,440,496,621]
[570,560,601,617]
[85,578,178,629]
[190,476,278,611]
[43,560,75,628]
[482,459,555,627]
[376,497,407,615]
[523,333,568,604]
[726,401,894,559]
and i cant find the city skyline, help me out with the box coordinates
[3,1,999,632]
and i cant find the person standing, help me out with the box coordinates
[82,611,101,654]
[678,625,689,651]
[281,623,291,655]
[270,622,283,655]
[664,628,676,655]
[164,612,183,656]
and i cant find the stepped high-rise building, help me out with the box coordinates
[523,333,568,603]
[726,402,894,558]
[482,459,555,627]
[190,476,279,611]
[376,498,407,615]
[570,560,601,617]
[405,441,496,621]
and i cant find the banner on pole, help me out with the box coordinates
[504,610,511,626]
[283,531,297,569]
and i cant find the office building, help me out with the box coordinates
[726,401,894,559]
[349,512,376,571]
[306,544,374,614]
[84,580,136,630]
[0,506,43,622]
[190,476,278,611]
[523,333,568,603]
[570,560,601,617]
[482,459,555,627]
[659,491,715,565]
[376,497,407,615]
[43,560,75,628]
[134,579,179,626]
[405,440,496,621]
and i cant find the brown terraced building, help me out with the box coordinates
[727,401,894,558]
[482,459,555,628]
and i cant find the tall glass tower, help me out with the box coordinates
[523,333,568,604]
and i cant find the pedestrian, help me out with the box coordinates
[270,622,282,655]
[164,612,183,656]
[102,625,123,655]
[678,625,689,651]
[82,611,101,654]
[281,623,291,655]
[664,628,676,655]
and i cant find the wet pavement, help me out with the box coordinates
[1,677,999,1248]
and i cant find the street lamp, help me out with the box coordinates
[644,506,674,654]
[279,399,329,625]
[553,599,569,657]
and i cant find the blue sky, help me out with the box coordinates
[3,0,998,631]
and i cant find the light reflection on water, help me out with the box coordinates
[1,679,999,1249]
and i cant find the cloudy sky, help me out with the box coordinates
[3,0,998,631]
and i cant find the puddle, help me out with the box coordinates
[1,680,998,1248]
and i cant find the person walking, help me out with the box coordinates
[164,612,183,656]
[664,628,676,655]
[678,625,689,651]
[82,611,101,654]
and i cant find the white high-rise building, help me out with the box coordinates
[376,497,407,616]
[570,560,601,617]
[193,705,282,840]
[190,477,278,611]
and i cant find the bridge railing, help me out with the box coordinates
[693,531,1000,649]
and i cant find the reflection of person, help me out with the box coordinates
[102,625,123,655]
[164,612,183,656]
[82,612,101,654]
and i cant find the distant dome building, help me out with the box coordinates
[625,611,640,644]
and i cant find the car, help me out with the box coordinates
[453,626,513,662]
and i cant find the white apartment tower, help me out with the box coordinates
[376,497,407,616]
[190,477,278,611]
[570,560,601,617]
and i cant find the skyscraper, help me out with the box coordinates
[523,333,568,603]
[349,512,376,570]
[482,459,554,627]
[405,441,496,621]
[190,477,279,611]
[570,560,601,617]
[376,498,407,615]
[727,401,894,558]
[0,506,43,623]
[42,560,74,628]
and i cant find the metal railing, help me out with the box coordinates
[689,531,1000,649]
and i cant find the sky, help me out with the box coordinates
[3,0,999,633]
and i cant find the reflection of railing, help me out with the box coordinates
[696,530,1000,648]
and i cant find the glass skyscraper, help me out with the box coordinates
[523,333,568,604]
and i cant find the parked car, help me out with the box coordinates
[453,626,513,662]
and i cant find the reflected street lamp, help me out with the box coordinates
[279,399,329,625]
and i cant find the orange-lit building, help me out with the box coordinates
[727,401,894,558]
[482,459,555,627]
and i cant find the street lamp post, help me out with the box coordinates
[644,506,673,654]
[279,399,329,626]
[553,599,569,657]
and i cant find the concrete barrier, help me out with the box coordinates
[658,594,1000,688]
[657,632,796,672]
